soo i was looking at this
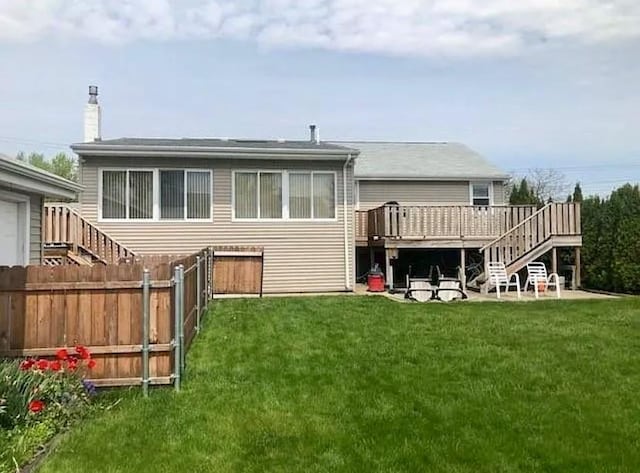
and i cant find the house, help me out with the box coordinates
[0,154,81,266]
[64,86,581,293]
[339,140,581,289]
[335,141,512,285]
[69,89,357,292]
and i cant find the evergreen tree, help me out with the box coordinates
[572,183,583,202]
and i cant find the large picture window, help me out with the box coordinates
[233,170,336,220]
[100,169,212,221]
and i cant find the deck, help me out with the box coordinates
[355,203,582,249]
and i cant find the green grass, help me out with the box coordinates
[39,297,640,473]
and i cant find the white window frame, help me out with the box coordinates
[232,170,338,222]
[98,168,213,222]
[469,181,493,207]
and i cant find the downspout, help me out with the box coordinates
[343,153,354,291]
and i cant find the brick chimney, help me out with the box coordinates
[84,85,101,142]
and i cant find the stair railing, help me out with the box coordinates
[44,204,136,264]
[480,202,581,271]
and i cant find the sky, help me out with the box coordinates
[0,0,639,197]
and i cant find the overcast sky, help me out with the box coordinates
[0,0,638,196]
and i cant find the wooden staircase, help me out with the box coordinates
[476,202,582,291]
[43,204,136,266]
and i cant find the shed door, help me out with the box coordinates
[0,199,24,266]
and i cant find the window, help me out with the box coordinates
[234,172,283,219]
[289,172,335,219]
[233,170,336,220]
[100,169,211,221]
[471,182,491,206]
[101,170,153,220]
[159,170,211,220]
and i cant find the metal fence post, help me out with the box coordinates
[210,248,215,300]
[179,265,186,374]
[173,265,181,392]
[142,269,151,398]
[196,255,202,333]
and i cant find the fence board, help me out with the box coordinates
[1,245,261,388]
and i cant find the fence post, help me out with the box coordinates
[173,265,181,392]
[210,249,215,300]
[179,265,186,374]
[142,269,151,398]
[196,255,202,334]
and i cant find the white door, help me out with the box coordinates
[0,199,23,266]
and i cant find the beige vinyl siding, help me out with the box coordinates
[358,180,470,210]
[493,181,506,205]
[358,180,507,210]
[29,193,43,264]
[80,157,354,293]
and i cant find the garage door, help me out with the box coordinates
[0,199,23,266]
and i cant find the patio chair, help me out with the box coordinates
[406,278,436,302]
[487,261,521,299]
[525,262,561,299]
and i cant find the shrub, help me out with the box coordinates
[0,346,97,470]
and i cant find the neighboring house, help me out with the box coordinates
[0,154,81,266]
[64,87,581,293]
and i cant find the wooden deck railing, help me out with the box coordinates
[44,204,136,264]
[363,205,538,240]
[355,210,368,241]
[480,202,581,269]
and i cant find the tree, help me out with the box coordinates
[509,168,568,206]
[509,178,541,206]
[572,183,583,202]
[581,184,640,294]
[16,151,77,182]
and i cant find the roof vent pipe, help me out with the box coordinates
[309,124,319,144]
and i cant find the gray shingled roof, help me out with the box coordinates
[74,137,353,152]
[333,141,509,180]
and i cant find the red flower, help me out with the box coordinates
[87,359,97,370]
[20,359,35,371]
[35,359,49,371]
[28,400,45,413]
[50,360,62,371]
[66,357,78,371]
[75,345,91,360]
[56,348,69,360]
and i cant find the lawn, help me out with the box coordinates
[39,296,640,473]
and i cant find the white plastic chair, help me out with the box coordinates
[525,262,561,299]
[487,262,521,299]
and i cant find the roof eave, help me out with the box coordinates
[71,143,359,160]
[355,175,510,181]
[0,159,83,199]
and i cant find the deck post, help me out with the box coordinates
[385,248,394,291]
[369,246,375,269]
[460,248,466,291]
[551,247,558,274]
[575,247,581,288]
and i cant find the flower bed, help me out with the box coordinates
[0,346,97,471]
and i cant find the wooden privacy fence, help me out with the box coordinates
[0,246,264,392]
